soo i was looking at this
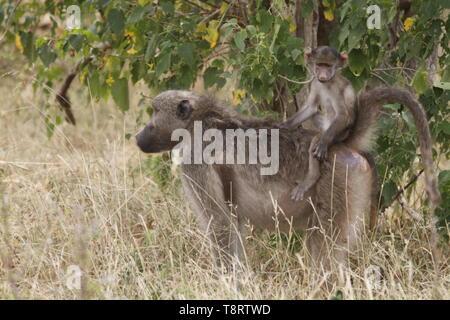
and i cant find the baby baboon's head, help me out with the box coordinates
[136,90,206,153]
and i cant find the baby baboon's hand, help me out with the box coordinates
[291,181,307,201]
[278,121,293,130]
[312,139,328,161]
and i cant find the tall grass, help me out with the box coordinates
[0,71,448,300]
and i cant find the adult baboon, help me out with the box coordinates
[136,88,439,271]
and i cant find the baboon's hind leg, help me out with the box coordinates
[361,152,379,231]
[181,167,245,272]
[306,150,373,270]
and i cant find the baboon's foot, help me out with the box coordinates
[291,182,310,201]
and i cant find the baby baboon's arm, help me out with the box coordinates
[280,87,319,129]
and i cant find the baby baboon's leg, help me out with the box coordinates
[291,135,321,201]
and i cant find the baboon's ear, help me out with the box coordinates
[176,100,192,120]
[304,47,313,61]
[339,51,349,67]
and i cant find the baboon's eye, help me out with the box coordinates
[176,100,192,120]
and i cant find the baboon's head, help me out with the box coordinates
[305,46,348,82]
[136,90,206,153]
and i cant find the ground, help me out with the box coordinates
[0,62,448,299]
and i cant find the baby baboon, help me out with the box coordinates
[136,88,440,271]
[280,46,356,201]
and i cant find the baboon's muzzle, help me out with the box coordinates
[135,126,155,153]
[135,125,173,154]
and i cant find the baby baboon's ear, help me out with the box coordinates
[176,100,192,120]
[339,51,349,67]
[304,47,314,64]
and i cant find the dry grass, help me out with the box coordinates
[0,70,448,300]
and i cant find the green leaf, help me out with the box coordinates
[87,73,108,100]
[383,103,401,112]
[203,67,226,89]
[247,25,257,35]
[97,0,112,9]
[38,43,57,67]
[234,30,247,51]
[382,181,397,205]
[291,49,301,61]
[111,78,129,111]
[146,106,154,117]
[35,37,46,49]
[331,290,343,300]
[177,43,196,66]
[286,36,304,52]
[338,23,350,44]
[437,121,450,135]
[301,0,314,18]
[412,69,429,95]
[87,73,99,98]
[347,22,365,51]
[145,36,158,61]
[127,5,152,24]
[45,116,55,138]
[401,109,415,131]
[108,8,125,35]
[55,115,62,125]
[131,60,146,84]
[256,9,273,33]
[222,18,237,29]
[341,68,366,93]
[339,1,352,22]
[433,81,450,90]
[439,170,450,187]
[160,0,174,14]
[68,34,85,51]
[212,59,224,69]
[155,53,171,76]
[20,31,36,62]
[348,49,366,76]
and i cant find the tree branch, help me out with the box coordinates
[278,74,314,85]
[381,169,424,213]
[55,56,93,125]
[0,0,23,44]
[184,0,209,12]
[426,39,439,87]
[398,195,423,222]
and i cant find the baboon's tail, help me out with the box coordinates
[345,87,441,211]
